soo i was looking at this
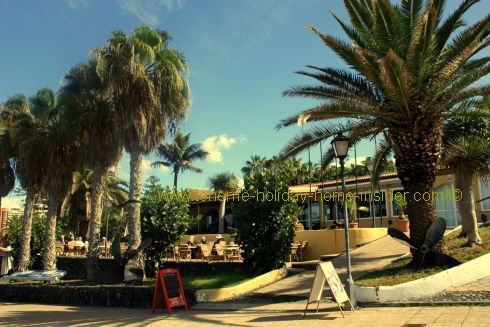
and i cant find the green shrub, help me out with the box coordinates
[141,185,198,265]
[233,168,299,274]
[5,213,63,268]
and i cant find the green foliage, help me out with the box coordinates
[5,213,63,268]
[233,167,300,274]
[141,185,198,264]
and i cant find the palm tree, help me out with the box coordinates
[1,95,46,271]
[442,115,490,246]
[241,155,267,176]
[59,61,124,280]
[152,132,208,189]
[208,172,240,233]
[31,88,78,270]
[278,0,489,261]
[94,27,190,278]
[0,119,15,212]
[69,168,129,237]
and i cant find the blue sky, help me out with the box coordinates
[0,0,487,208]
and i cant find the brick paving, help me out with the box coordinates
[250,235,408,301]
[1,302,489,326]
[414,275,490,304]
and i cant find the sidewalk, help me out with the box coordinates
[409,275,490,304]
[1,302,488,326]
[250,235,408,301]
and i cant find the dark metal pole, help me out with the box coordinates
[308,147,312,230]
[340,157,354,305]
[335,157,339,223]
[374,137,384,227]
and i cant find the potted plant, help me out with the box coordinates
[346,195,359,228]
[393,194,409,232]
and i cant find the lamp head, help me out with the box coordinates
[331,132,349,160]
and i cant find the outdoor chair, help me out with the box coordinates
[178,244,192,260]
[200,244,212,261]
[214,243,225,261]
[55,243,64,256]
[298,241,308,261]
[224,247,241,262]
[66,241,76,256]
[289,243,299,262]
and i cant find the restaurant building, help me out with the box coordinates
[188,172,490,233]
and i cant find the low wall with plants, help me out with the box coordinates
[0,284,196,308]
[55,257,244,280]
[56,257,120,280]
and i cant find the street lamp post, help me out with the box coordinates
[331,132,356,307]
[365,157,376,228]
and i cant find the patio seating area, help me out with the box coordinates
[289,241,308,262]
[166,239,243,262]
[55,239,126,259]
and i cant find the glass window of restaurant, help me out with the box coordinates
[480,178,490,211]
[357,191,387,218]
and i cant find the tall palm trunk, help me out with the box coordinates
[42,196,58,270]
[86,167,107,281]
[127,151,144,280]
[390,123,445,261]
[128,151,142,249]
[219,197,226,233]
[17,189,35,271]
[454,168,482,246]
[173,168,179,190]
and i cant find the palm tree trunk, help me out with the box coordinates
[128,151,142,248]
[390,124,445,263]
[17,189,35,271]
[454,168,482,246]
[86,167,107,281]
[173,169,179,190]
[42,196,58,270]
[219,198,226,233]
[127,150,144,281]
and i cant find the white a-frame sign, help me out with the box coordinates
[304,262,354,318]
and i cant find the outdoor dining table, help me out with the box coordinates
[74,244,84,256]
[224,246,240,261]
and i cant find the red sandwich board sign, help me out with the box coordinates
[152,268,188,314]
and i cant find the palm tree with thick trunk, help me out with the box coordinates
[0,134,15,214]
[208,172,240,233]
[95,26,190,278]
[443,116,490,246]
[1,95,46,271]
[277,0,489,264]
[59,61,123,280]
[152,132,208,189]
[28,88,79,270]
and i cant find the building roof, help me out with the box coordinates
[289,172,399,193]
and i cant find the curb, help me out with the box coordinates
[359,301,490,307]
[195,267,288,302]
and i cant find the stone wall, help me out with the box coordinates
[56,257,245,280]
[0,284,196,308]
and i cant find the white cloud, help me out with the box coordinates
[117,0,186,25]
[201,134,240,163]
[193,0,297,56]
[65,0,88,10]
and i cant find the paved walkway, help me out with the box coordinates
[251,235,408,300]
[414,275,490,304]
[1,302,489,326]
